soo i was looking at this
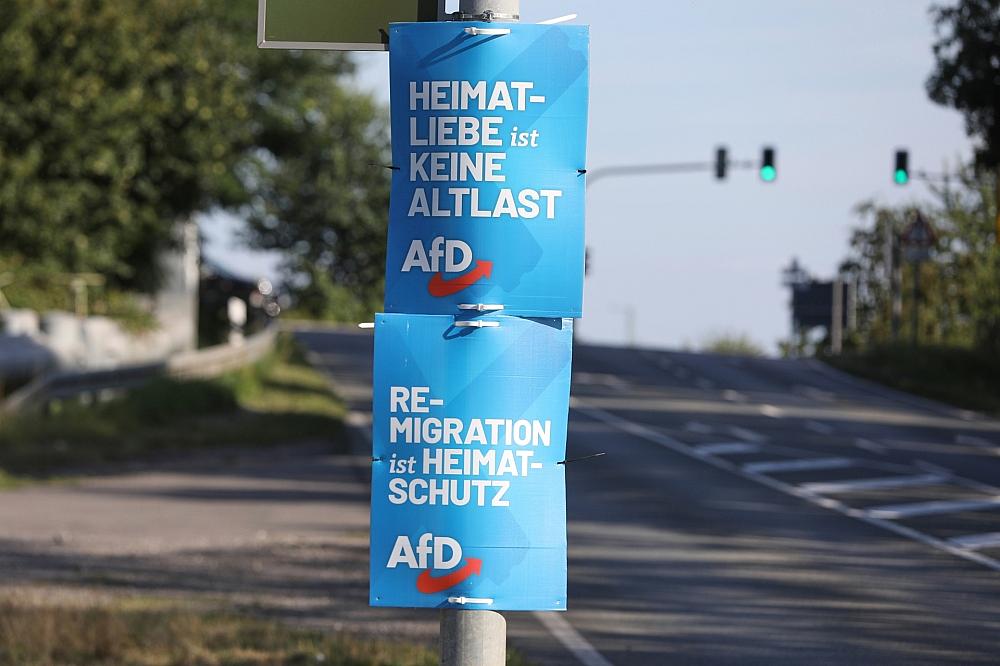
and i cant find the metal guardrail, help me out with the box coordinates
[0,326,277,414]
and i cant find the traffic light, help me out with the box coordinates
[715,147,728,180]
[760,147,777,182]
[894,150,909,185]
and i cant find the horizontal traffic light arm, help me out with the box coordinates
[586,158,758,189]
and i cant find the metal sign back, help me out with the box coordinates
[257,0,438,51]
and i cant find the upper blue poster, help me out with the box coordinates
[370,313,572,611]
[385,22,590,317]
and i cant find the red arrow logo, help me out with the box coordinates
[416,558,483,594]
[427,261,493,297]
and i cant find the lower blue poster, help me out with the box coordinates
[369,313,572,611]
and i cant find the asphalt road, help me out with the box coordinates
[297,327,1000,665]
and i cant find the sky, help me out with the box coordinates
[204,0,971,353]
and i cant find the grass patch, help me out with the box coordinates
[0,334,346,480]
[825,344,1000,416]
[0,596,439,666]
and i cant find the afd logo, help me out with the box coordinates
[386,533,483,594]
[401,236,493,297]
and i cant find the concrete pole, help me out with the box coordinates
[440,609,507,666]
[442,7,515,664]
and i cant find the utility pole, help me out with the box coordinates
[888,227,902,343]
[831,276,843,354]
[911,261,921,348]
[437,4,515,662]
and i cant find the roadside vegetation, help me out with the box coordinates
[825,345,1000,416]
[0,596,438,666]
[700,332,765,357]
[0,594,534,666]
[811,1,1000,414]
[0,335,345,484]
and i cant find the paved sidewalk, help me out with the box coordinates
[0,443,438,640]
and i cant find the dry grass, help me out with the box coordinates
[0,596,437,666]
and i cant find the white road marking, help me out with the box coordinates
[722,389,748,403]
[728,426,766,443]
[805,420,835,435]
[573,401,1000,574]
[795,385,836,403]
[799,473,946,495]
[948,532,1000,551]
[694,442,761,456]
[854,438,888,455]
[760,404,783,418]
[867,497,1000,520]
[683,421,713,434]
[956,434,1000,455]
[533,612,615,666]
[744,458,855,475]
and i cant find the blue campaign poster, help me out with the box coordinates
[384,22,590,318]
[369,313,572,610]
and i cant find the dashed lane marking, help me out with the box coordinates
[805,420,835,435]
[728,426,767,443]
[722,389,748,403]
[744,457,855,474]
[799,473,947,495]
[694,442,762,456]
[683,421,713,434]
[854,438,888,455]
[760,404,783,418]
[866,497,1000,520]
[573,400,1000,574]
[956,434,1000,455]
[533,612,615,666]
[948,532,1000,551]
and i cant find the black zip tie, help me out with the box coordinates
[577,169,588,174]
[371,456,383,463]
[557,452,606,465]
[369,163,400,171]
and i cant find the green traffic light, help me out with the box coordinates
[894,169,909,185]
[760,165,777,182]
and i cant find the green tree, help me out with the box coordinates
[239,46,390,319]
[0,0,248,289]
[0,0,389,316]
[842,167,1000,353]
[926,0,1000,243]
